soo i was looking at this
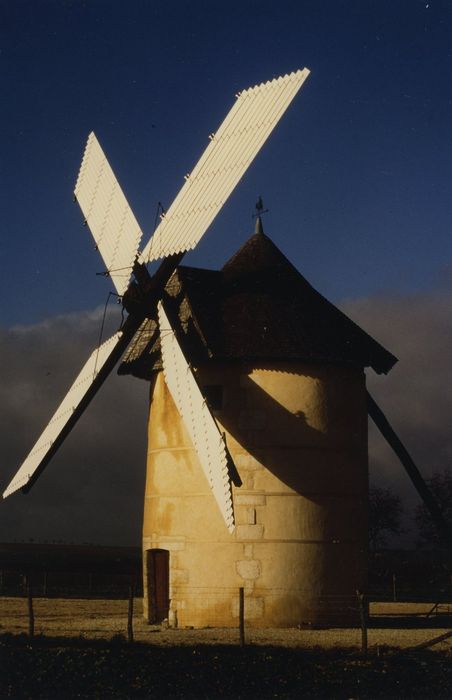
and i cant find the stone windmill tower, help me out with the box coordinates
[119,217,397,628]
[6,69,448,628]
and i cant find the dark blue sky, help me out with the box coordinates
[1,0,451,326]
[1,0,452,546]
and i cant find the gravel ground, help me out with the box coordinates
[1,597,451,652]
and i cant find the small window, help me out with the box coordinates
[202,384,223,411]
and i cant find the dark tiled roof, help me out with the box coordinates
[118,231,397,379]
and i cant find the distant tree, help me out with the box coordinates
[369,486,403,552]
[414,469,452,548]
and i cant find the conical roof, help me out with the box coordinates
[222,228,299,280]
[119,230,397,378]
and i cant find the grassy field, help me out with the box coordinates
[1,632,451,699]
[0,597,451,698]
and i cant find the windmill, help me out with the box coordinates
[5,68,451,628]
[3,69,311,537]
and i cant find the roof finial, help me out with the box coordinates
[252,196,268,234]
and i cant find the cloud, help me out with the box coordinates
[1,286,450,547]
[341,287,452,536]
[0,309,148,546]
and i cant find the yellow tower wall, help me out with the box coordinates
[142,362,368,628]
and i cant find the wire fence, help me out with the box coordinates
[0,570,142,599]
[165,585,364,629]
[2,568,450,604]
[1,582,451,652]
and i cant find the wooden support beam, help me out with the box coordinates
[367,391,452,556]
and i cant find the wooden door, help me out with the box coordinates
[146,549,169,623]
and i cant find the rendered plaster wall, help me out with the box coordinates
[142,362,368,627]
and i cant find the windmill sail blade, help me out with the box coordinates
[139,68,310,264]
[74,132,143,296]
[3,330,131,499]
[157,301,235,532]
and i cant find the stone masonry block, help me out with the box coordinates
[236,524,264,540]
[171,568,189,584]
[246,508,257,524]
[235,494,266,506]
[245,475,254,490]
[234,505,250,526]
[235,454,264,471]
[236,559,261,580]
[232,596,264,619]
[143,537,186,552]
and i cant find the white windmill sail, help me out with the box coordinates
[74,132,143,296]
[4,69,311,518]
[157,302,235,532]
[139,68,310,264]
[3,332,124,498]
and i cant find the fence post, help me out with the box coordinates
[392,573,397,602]
[356,590,367,657]
[26,574,34,638]
[127,581,134,643]
[239,587,245,647]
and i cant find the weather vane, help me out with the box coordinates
[252,195,269,220]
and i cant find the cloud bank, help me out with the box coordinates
[341,287,452,536]
[1,286,450,546]
[0,309,149,546]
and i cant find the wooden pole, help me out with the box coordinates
[239,587,245,647]
[392,573,397,602]
[356,590,367,657]
[127,582,134,643]
[26,574,34,638]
